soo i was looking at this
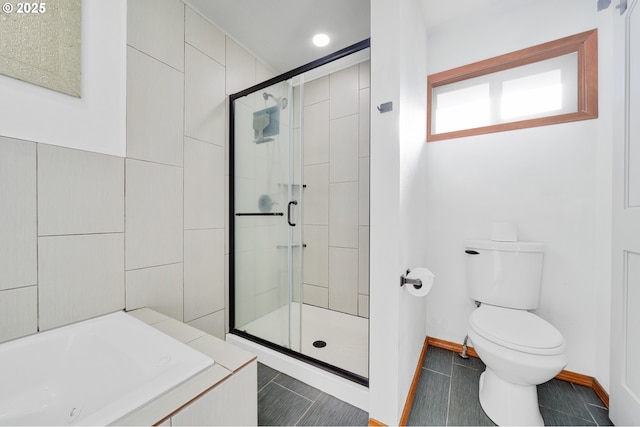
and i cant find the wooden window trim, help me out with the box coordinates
[427,29,598,142]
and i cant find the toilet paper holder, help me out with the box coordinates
[400,269,422,289]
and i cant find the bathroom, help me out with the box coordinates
[0,0,635,425]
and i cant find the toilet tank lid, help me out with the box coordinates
[465,240,544,253]
[469,305,565,354]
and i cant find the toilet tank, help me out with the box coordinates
[465,240,544,310]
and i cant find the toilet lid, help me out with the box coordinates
[469,305,565,355]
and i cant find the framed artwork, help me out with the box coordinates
[0,0,81,97]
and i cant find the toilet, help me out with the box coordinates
[465,239,568,426]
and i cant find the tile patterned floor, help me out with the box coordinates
[257,347,614,426]
[258,363,369,426]
[407,347,614,426]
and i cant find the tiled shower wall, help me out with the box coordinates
[0,0,274,344]
[302,62,370,318]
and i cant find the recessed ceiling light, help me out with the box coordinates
[312,33,330,47]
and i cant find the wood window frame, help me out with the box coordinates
[427,29,598,142]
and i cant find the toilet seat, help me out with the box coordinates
[469,305,565,356]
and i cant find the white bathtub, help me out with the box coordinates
[0,311,214,426]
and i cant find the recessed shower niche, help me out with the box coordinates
[229,41,370,383]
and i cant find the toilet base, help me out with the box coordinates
[478,369,544,426]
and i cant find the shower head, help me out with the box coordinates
[263,92,288,109]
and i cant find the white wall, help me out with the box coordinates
[423,0,612,385]
[397,0,430,418]
[0,0,127,157]
[369,0,429,424]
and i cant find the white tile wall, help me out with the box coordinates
[304,101,330,165]
[184,229,225,322]
[304,76,329,106]
[256,61,277,85]
[303,163,329,225]
[303,225,329,286]
[187,310,225,340]
[127,0,185,71]
[126,159,183,270]
[358,64,370,317]
[359,61,371,89]
[37,144,124,236]
[329,247,359,315]
[358,294,369,318]
[233,250,257,327]
[359,227,370,296]
[252,224,285,295]
[359,87,371,157]
[38,234,125,330]
[330,114,359,183]
[359,157,370,226]
[298,63,370,319]
[303,283,329,308]
[184,45,226,145]
[254,288,281,320]
[127,47,184,166]
[329,66,360,119]
[0,137,36,291]
[225,38,256,95]
[185,7,225,65]
[329,182,359,248]
[184,137,225,230]
[0,286,37,342]
[126,263,184,321]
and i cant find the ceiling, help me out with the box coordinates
[186,0,507,74]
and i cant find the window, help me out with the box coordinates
[427,30,598,142]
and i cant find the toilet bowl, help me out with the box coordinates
[468,304,568,426]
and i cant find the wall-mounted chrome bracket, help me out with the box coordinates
[377,101,393,113]
[400,269,422,289]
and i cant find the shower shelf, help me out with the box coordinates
[277,183,306,188]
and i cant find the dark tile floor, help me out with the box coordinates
[258,363,369,426]
[407,347,614,426]
[257,347,613,426]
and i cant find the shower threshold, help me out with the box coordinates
[226,331,369,412]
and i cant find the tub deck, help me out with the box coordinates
[0,311,215,426]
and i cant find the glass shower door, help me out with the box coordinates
[232,79,302,351]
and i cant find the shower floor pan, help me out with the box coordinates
[239,302,368,378]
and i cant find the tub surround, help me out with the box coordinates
[0,307,257,426]
[116,308,257,426]
[0,311,214,425]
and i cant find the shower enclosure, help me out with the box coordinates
[229,41,370,384]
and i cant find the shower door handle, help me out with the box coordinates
[287,200,298,227]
